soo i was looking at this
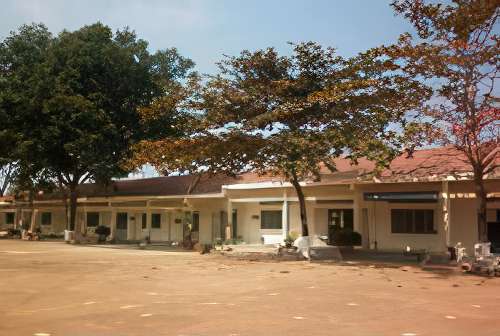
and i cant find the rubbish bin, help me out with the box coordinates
[447,246,457,261]
[64,230,74,242]
[474,242,491,257]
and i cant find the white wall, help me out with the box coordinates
[314,208,328,236]
[449,198,478,253]
[367,201,446,252]
[41,210,67,234]
[236,202,264,244]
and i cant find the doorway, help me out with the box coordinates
[184,211,199,241]
[116,212,128,240]
[327,209,354,245]
[488,221,500,254]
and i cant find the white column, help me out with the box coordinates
[371,201,377,249]
[14,209,20,230]
[146,201,152,240]
[167,211,172,241]
[110,209,117,238]
[282,190,288,241]
[226,198,233,240]
[442,181,451,247]
[353,187,361,233]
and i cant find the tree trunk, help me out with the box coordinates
[474,171,488,243]
[290,174,309,237]
[69,181,80,243]
[1,164,13,197]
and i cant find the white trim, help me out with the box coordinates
[223,181,296,190]
[230,197,316,203]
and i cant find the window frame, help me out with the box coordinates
[151,213,161,229]
[41,212,52,225]
[5,212,15,225]
[87,212,100,227]
[391,209,436,234]
[261,210,283,230]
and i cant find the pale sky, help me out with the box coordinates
[0,0,417,178]
[0,0,415,75]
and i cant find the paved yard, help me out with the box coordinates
[0,240,499,336]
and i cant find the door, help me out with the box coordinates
[116,212,128,240]
[220,211,228,240]
[327,210,341,245]
[129,216,136,241]
[212,212,221,241]
[183,211,200,241]
[327,209,354,245]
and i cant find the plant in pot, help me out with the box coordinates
[284,231,299,249]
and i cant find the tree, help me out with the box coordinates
[390,0,500,242]
[0,23,54,197]
[0,23,194,241]
[131,42,428,237]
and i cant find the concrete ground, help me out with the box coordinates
[1,240,499,336]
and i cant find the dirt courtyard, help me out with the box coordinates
[1,240,499,336]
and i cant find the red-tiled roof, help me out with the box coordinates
[0,195,14,202]
[7,147,498,202]
[323,146,499,182]
[106,173,277,197]
[86,147,500,196]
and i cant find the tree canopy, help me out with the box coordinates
[130,41,428,236]
[390,0,500,242]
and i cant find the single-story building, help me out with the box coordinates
[1,147,499,254]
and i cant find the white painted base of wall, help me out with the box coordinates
[262,234,283,245]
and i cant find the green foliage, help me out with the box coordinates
[224,238,242,245]
[284,231,299,247]
[130,41,428,238]
[135,41,427,236]
[0,22,194,241]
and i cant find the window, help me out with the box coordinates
[261,210,282,230]
[391,209,435,234]
[4,213,14,225]
[142,213,147,229]
[116,213,127,230]
[5,213,15,225]
[151,213,161,229]
[87,212,99,227]
[328,209,354,230]
[41,212,52,225]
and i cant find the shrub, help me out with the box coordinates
[330,228,361,246]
